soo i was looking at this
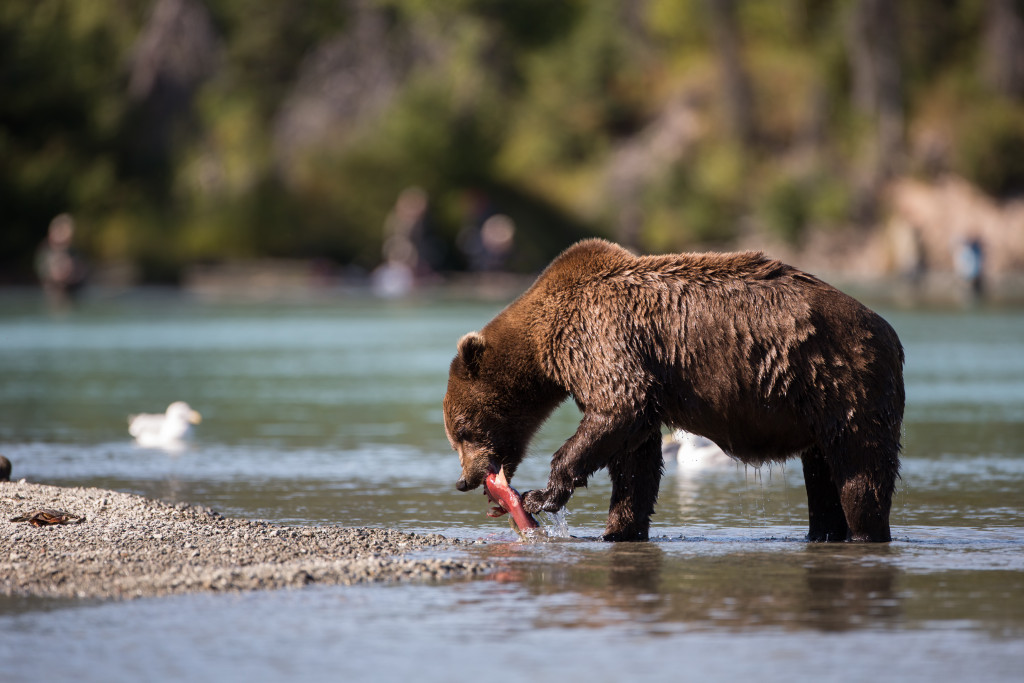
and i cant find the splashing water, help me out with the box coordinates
[541,507,572,539]
[506,507,572,542]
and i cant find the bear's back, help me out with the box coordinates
[535,238,800,296]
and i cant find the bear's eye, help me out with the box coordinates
[455,428,471,443]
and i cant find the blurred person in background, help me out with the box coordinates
[35,213,88,305]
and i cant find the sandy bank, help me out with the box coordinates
[1,480,489,600]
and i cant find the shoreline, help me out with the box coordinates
[1,480,490,601]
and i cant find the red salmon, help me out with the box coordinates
[484,467,539,531]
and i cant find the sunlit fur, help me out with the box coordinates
[444,239,905,542]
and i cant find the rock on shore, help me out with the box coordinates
[1,480,489,600]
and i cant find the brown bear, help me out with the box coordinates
[443,239,904,542]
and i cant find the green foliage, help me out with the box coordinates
[640,142,747,249]
[760,176,809,243]
[502,3,639,172]
[953,99,1024,198]
[0,0,145,276]
[757,166,853,244]
[209,0,349,117]
[280,75,502,266]
[3,0,1024,281]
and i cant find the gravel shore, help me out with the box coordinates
[1,480,490,600]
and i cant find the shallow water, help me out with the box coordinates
[1,290,1022,682]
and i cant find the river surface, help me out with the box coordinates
[0,289,1022,682]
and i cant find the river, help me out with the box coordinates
[0,290,1021,682]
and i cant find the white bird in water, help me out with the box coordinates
[129,401,202,449]
[662,429,737,472]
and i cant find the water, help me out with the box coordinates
[1,291,1022,682]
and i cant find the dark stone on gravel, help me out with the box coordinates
[1,480,490,600]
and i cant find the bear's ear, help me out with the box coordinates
[457,331,486,377]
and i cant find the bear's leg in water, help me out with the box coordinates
[523,412,652,523]
[801,447,850,542]
[824,438,896,542]
[839,468,894,542]
[523,412,622,514]
[604,431,664,542]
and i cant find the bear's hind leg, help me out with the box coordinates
[604,431,663,542]
[839,470,894,542]
[801,448,849,542]
[825,440,897,543]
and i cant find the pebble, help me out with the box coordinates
[1,481,490,601]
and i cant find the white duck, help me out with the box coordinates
[662,429,737,472]
[129,401,202,449]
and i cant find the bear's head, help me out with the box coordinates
[444,331,541,492]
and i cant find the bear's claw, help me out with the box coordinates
[522,488,566,514]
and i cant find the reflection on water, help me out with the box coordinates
[0,292,1023,680]
[501,541,906,633]
[463,533,1023,638]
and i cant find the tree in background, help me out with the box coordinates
[704,0,755,147]
[847,0,904,196]
[3,0,1024,283]
[983,0,1024,99]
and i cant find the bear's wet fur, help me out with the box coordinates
[444,239,905,542]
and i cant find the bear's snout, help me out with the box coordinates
[455,478,470,492]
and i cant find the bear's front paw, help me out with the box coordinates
[522,488,567,514]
